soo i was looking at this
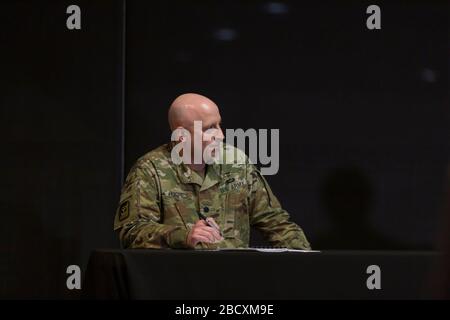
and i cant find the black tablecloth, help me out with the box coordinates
[83,249,440,299]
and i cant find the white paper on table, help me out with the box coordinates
[215,247,320,253]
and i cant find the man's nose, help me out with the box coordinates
[215,128,224,141]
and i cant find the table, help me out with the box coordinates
[82,249,441,299]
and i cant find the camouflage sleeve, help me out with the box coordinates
[113,160,189,249]
[247,164,311,250]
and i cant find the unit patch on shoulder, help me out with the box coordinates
[118,200,130,221]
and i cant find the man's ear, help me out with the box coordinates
[177,126,186,142]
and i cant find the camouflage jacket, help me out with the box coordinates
[114,143,311,250]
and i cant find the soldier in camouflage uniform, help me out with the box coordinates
[114,93,311,250]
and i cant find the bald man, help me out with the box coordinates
[114,93,311,250]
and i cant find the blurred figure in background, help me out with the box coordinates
[314,167,406,250]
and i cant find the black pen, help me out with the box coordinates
[198,211,223,237]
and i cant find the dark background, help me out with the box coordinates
[1,0,448,298]
[0,0,125,298]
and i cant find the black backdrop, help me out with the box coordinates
[125,0,449,249]
[1,0,124,298]
[0,0,448,298]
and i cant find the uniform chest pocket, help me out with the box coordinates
[161,194,196,228]
[222,190,248,239]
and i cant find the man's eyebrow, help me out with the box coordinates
[203,119,221,128]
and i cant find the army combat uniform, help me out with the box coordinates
[114,143,311,250]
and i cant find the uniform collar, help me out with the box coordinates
[167,142,222,190]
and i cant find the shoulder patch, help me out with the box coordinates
[226,177,235,184]
[118,200,130,221]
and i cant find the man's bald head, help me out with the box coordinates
[168,93,221,131]
[168,93,224,169]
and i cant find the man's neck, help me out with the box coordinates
[187,163,206,173]
[187,163,206,182]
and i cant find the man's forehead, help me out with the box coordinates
[204,114,222,125]
[184,104,220,121]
